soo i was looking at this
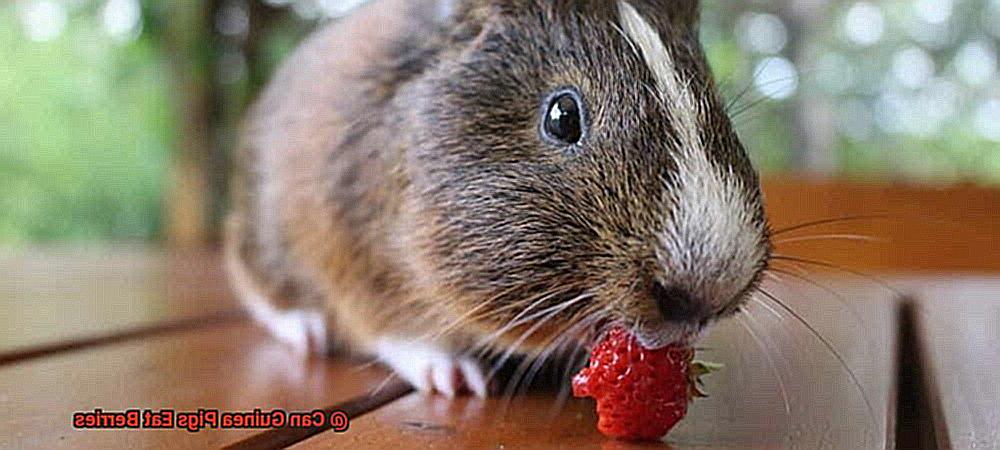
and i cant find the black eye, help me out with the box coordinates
[542,90,584,145]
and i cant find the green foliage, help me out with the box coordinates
[0,3,173,244]
[700,0,1000,181]
[1,0,997,244]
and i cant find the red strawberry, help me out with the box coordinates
[572,327,719,441]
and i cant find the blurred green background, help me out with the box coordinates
[1,0,998,244]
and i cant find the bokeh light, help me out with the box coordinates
[844,2,885,46]
[17,0,67,42]
[914,0,953,25]
[754,57,799,100]
[955,40,998,86]
[1,0,999,244]
[101,0,142,43]
[737,13,788,55]
[892,47,935,90]
[975,99,1000,141]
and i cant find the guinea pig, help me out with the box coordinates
[225,0,771,397]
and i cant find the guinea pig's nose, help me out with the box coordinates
[652,282,703,323]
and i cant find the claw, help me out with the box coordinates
[375,338,489,397]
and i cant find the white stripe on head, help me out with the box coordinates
[616,1,700,151]
[617,1,765,307]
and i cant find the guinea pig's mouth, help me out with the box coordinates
[574,317,708,351]
[491,315,707,353]
[482,294,711,352]
[631,321,708,349]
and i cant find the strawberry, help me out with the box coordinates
[571,327,720,441]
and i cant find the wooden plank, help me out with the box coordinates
[0,247,240,360]
[293,280,899,449]
[906,278,1000,449]
[0,321,393,449]
[223,381,412,450]
[763,177,1000,273]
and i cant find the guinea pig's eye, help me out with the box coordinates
[541,89,585,145]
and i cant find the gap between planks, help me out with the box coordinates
[0,310,247,366]
[228,295,948,449]
[895,299,949,450]
[222,380,413,450]
[4,283,948,448]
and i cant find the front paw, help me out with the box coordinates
[240,297,329,357]
[374,338,488,398]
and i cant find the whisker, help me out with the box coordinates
[728,66,820,120]
[729,92,776,120]
[754,290,876,425]
[763,270,787,284]
[770,254,903,296]
[549,338,591,416]
[504,329,571,400]
[551,307,612,412]
[368,372,400,397]
[771,214,887,236]
[735,312,791,416]
[733,105,775,128]
[476,309,556,364]
[471,289,578,354]
[512,308,605,401]
[349,359,383,373]
[422,300,498,342]
[725,56,776,114]
[765,269,880,355]
[773,234,879,245]
[765,268,870,334]
[486,293,593,384]
[492,296,592,414]
[417,282,557,343]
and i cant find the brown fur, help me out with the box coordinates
[226,0,769,360]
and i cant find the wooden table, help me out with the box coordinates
[0,249,996,449]
[901,278,1000,450]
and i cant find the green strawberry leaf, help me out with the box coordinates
[688,360,723,399]
[692,360,723,377]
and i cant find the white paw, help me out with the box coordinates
[227,249,329,356]
[374,339,488,398]
[247,301,328,356]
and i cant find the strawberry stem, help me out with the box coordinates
[689,360,723,399]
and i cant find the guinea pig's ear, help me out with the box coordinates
[432,0,478,23]
[432,0,498,40]
[440,0,546,22]
[433,0,527,45]
[619,0,701,31]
